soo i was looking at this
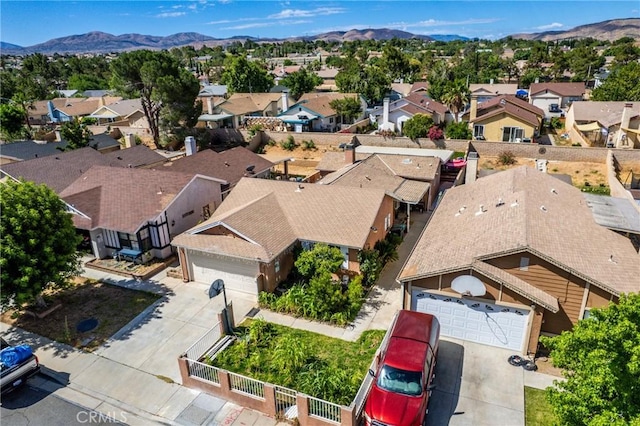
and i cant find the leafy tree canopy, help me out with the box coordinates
[295,243,345,280]
[329,97,362,124]
[220,56,274,94]
[0,180,81,307]
[591,62,640,102]
[0,103,27,141]
[541,293,640,426]
[60,118,93,151]
[280,68,322,100]
[402,113,434,140]
[110,50,200,144]
[446,121,472,140]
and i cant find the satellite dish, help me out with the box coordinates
[209,279,224,299]
[451,275,486,297]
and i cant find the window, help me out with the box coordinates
[502,127,524,142]
[519,257,529,271]
[583,308,591,319]
[385,213,391,231]
[275,260,280,273]
[329,117,334,123]
[473,125,485,139]
[138,228,152,252]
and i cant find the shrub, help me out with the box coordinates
[498,150,517,165]
[280,135,297,151]
[247,123,264,138]
[550,117,563,129]
[427,125,444,141]
[301,139,316,150]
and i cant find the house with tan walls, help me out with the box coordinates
[469,82,518,103]
[397,166,640,354]
[172,178,394,297]
[565,101,640,148]
[464,95,544,142]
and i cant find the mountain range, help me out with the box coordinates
[1,18,638,55]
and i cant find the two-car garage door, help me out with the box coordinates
[189,251,259,296]
[412,290,531,352]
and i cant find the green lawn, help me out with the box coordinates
[525,386,558,426]
[207,319,385,405]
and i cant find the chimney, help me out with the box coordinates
[207,97,213,115]
[489,78,494,85]
[281,90,289,112]
[470,96,478,122]
[55,130,62,142]
[125,133,135,149]
[345,144,356,164]
[185,136,197,156]
[383,97,390,125]
[616,103,634,147]
[534,77,539,84]
[465,151,479,184]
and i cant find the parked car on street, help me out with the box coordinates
[363,310,440,426]
[1,337,40,395]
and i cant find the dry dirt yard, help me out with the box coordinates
[260,144,338,177]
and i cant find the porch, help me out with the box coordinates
[84,255,178,281]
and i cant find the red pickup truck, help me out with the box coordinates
[364,310,440,426]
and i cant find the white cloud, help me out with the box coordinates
[268,7,345,19]
[222,19,311,31]
[392,18,500,29]
[535,22,564,31]
[156,11,186,18]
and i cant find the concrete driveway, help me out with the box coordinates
[426,338,525,426]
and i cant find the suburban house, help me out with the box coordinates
[565,101,640,148]
[314,67,339,92]
[0,133,121,164]
[469,82,518,103]
[60,165,226,262]
[88,98,148,128]
[154,146,275,198]
[370,93,451,133]
[47,96,122,123]
[397,166,640,354]
[28,98,86,125]
[1,145,167,193]
[318,148,442,217]
[199,92,294,129]
[465,95,544,142]
[278,92,366,132]
[172,178,394,296]
[528,82,586,113]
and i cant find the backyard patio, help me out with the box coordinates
[84,255,178,280]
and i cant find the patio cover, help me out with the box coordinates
[89,112,119,119]
[279,112,318,124]
[198,113,233,122]
[576,122,601,132]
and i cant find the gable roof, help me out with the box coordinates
[60,165,197,233]
[1,145,167,193]
[398,166,640,296]
[474,95,544,127]
[529,82,586,97]
[570,101,640,128]
[470,83,518,96]
[154,147,273,186]
[172,178,388,261]
[92,98,143,118]
[288,93,361,118]
[218,96,262,115]
[228,92,282,111]
[318,154,435,203]
[198,85,227,97]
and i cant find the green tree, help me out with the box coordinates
[110,50,200,144]
[329,97,362,124]
[442,79,470,123]
[446,121,472,140]
[0,180,81,307]
[541,294,640,425]
[280,68,322,99]
[67,73,108,91]
[220,56,274,94]
[591,62,640,101]
[60,118,93,151]
[401,113,434,139]
[295,243,345,279]
[0,103,27,141]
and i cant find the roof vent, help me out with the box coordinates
[540,205,548,212]
[496,198,504,207]
[365,175,371,181]
[609,254,617,263]
[295,184,304,193]
[511,199,519,207]
[455,205,467,217]
[225,161,230,167]
[475,204,487,216]
[551,188,558,194]
[402,158,412,164]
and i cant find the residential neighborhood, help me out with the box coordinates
[1,10,640,426]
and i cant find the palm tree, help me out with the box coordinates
[442,79,470,123]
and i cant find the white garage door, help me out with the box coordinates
[189,251,259,295]
[412,290,530,351]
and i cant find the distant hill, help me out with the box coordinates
[2,18,638,55]
[510,18,640,42]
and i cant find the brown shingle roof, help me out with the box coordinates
[295,93,361,117]
[319,154,431,203]
[229,93,282,111]
[60,165,196,233]
[155,147,273,186]
[470,83,518,96]
[103,145,167,168]
[398,166,640,296]
[173,178,388,261]
[529,82,585,97]
[475,95,544,127]
[218,96,261,115]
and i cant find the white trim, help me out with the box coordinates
[578,282,590,321]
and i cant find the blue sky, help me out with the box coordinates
[1,1,638,47]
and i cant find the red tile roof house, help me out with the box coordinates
[59,165,227,262]
[528,82,586,115]
[172,178,394,297]
[153,146,275,198]
[397,166,640,354]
